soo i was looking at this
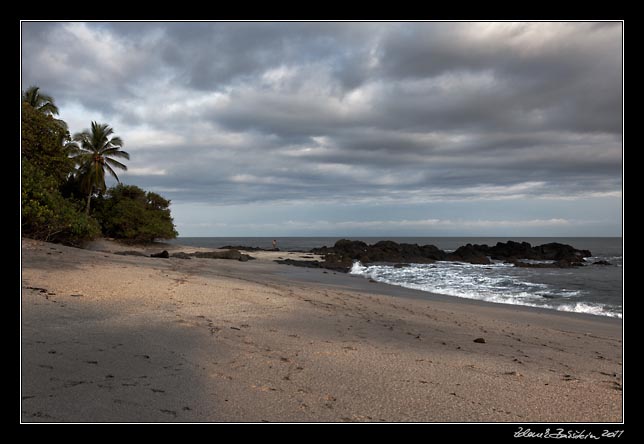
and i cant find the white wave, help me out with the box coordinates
[518,259,557,265]
[349,261,621,319]
[350,261,368,274]
[584,255,623,263]
[552,302,622,319]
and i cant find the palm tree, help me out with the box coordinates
[22,86,60,116]
[70,122,130,215]
[22,86,69,139]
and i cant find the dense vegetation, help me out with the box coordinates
[21,86,177,245]
[93,184,178,243]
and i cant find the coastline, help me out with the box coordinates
[21,238,623,422]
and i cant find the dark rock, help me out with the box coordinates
[592,260,612,266]
[538,242,591,261]
[170,252,192,259]
[555,258,585,267]
[308,239,591,272]
[275,259,321,268]
[486,241,533,261]
[324,239,370,261]
[473,337,486,344]
[419,244,447,261]
[447,244,491,265]
[393,263,410,268]
[275,258,351,273]
[220,245,266,252]
[481,241,591,263]
[191,250,254,262]
[114,250,147,257]
[312,239,439,265]
[150,250,170,258]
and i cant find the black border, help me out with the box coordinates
[18,18,624,433]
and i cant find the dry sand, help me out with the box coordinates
[21,238,623,423]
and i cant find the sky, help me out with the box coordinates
[21,21,623,237]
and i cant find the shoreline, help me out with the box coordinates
[21,238,623,422]
[246,256,622,326]
[168,237,623,319]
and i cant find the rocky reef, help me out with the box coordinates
[298,239,593,272]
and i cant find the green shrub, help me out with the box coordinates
[22,159,101,246]
[21,103,74,184]
[21,89,177,246]
[94,184,178,243]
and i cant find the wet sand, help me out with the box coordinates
[21,238,622,422]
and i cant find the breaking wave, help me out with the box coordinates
[350,261,621,319]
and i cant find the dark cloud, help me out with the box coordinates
[21,22,622,234]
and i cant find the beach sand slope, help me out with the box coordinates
[21,239,622,422]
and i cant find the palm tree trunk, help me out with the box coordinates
[85,191,92,216]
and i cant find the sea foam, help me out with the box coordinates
[350,260,621,318]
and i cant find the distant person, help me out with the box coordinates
[272,239,278,250]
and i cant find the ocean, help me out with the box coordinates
[169,237,623,319]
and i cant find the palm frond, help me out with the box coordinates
[104,163,121,183]
[73,120,129,197]
[102,147,130,159]
[104,157,128,171]
[22,86,59,116]
[38,102,60,116]
[108,136,124,147]
[65,141,82,157]
[72,130,91,142]
[22,86,40,106]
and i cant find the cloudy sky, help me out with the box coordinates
[21,21,622,237]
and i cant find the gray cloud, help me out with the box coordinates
[21,21,622,235]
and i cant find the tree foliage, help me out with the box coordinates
[69,122,130,214]
[21,103,73,183]
[22,86,177,246]
[93,184,178,243]
[22,85,60,116]
[22,156,101,245]
[22,86,69,137]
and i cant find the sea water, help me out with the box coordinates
[169,237,622,319]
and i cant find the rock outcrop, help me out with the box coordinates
[299,239,592,272]
[446,244,491,265]
[113,250,148,257]
[220,245,279,252]
[190,250,254,262]
[476,241,591,263]
[592,260,612,266]
[170,252,192,259]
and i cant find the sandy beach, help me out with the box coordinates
[21,238,622,423]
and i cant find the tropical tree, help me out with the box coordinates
[22,85,69,140]
[70,122,130,215]
[22,101,100,246]
[93,184,178,243]
[22,86,60,116]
